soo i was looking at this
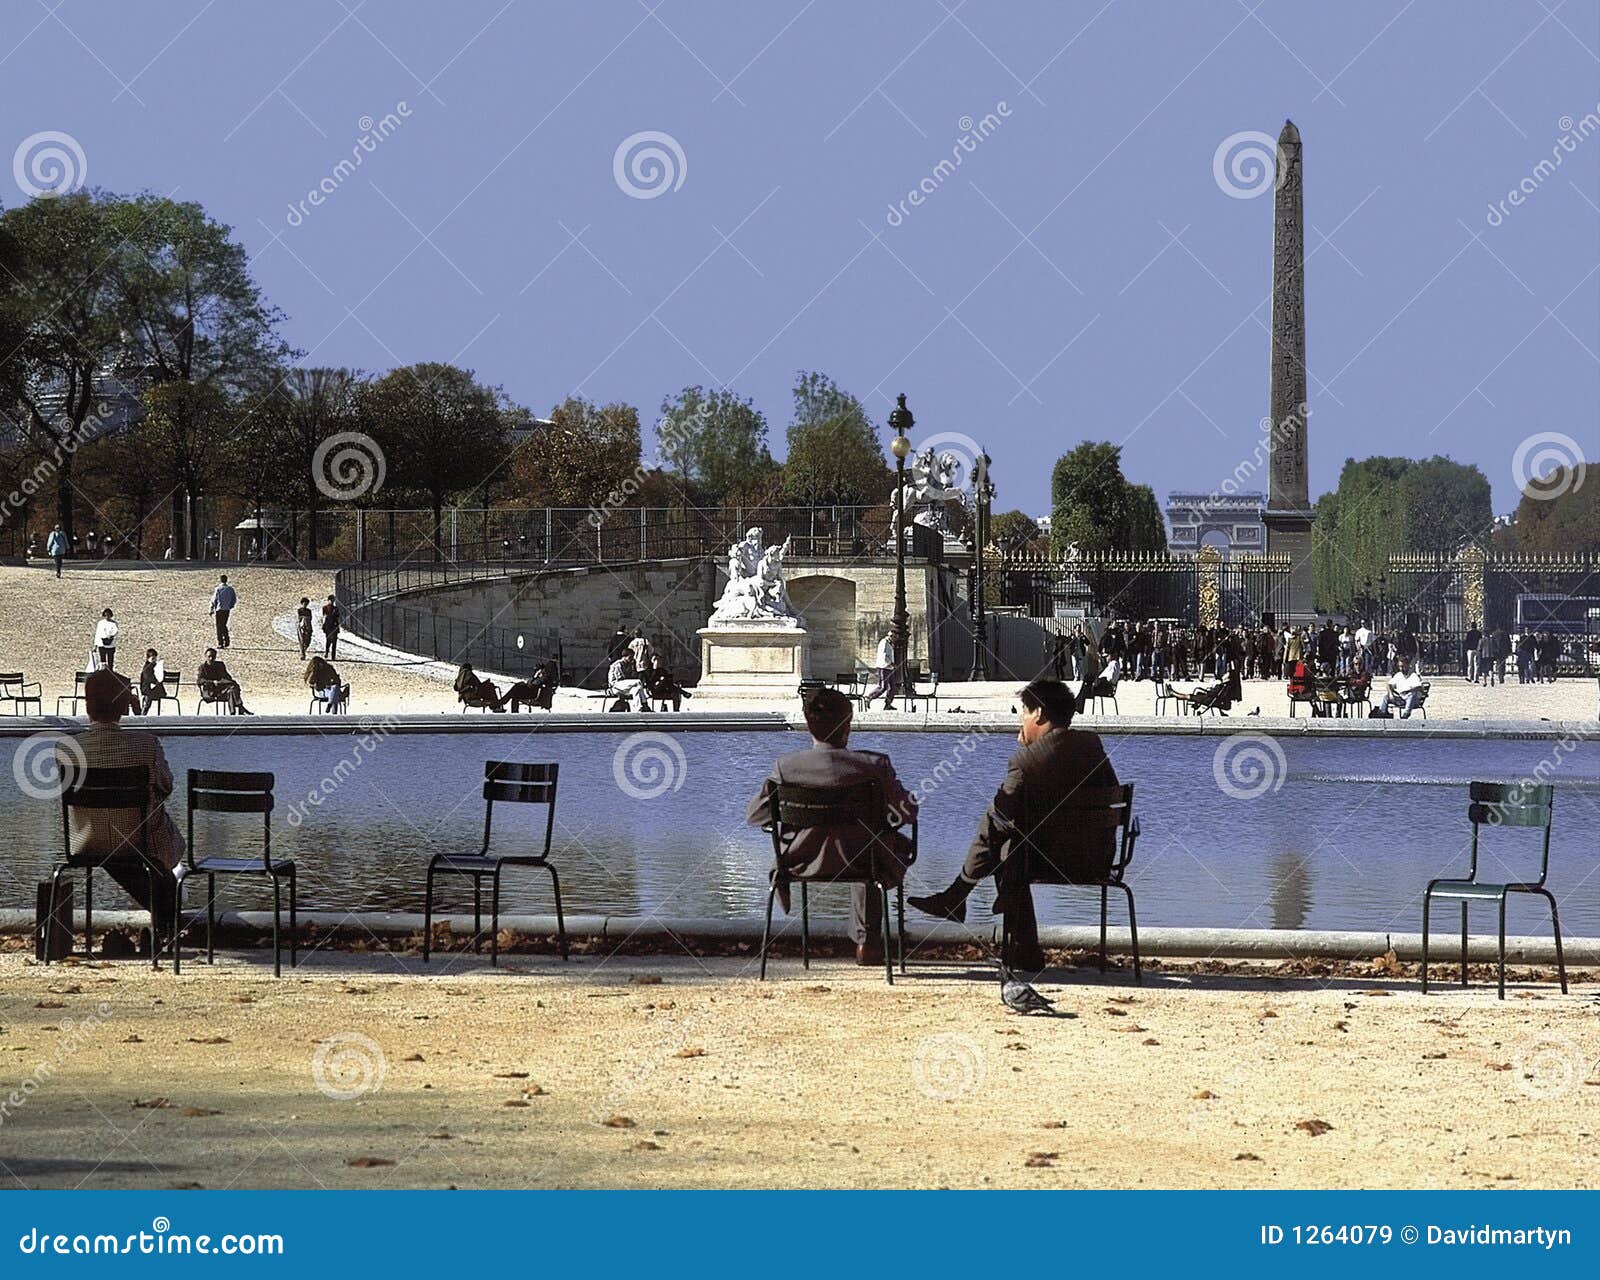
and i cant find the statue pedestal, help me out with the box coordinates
[697,623,810,696]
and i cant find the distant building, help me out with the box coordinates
[1166,491,1265,558]
[1034,514,1051,537]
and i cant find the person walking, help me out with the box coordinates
[320,595,341,659]
[860,634,899,710]
[208,573,237,649]
[93,609,118,670]
[46,524,68,578]
[295,597,314,660]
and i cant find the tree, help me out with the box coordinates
[362,364,512,557]
[990,508,1043,552]
[1049,442,1131,554]
[269,368,365,558]
[1507,470,1599,554]
[1124,483,1168,551]
[508,396,642,511]
[0,193,126,542]
[135,381,241,545]
[780,371,890,505]
[657,385,772,501]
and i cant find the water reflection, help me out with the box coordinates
[1267,852,1312,930]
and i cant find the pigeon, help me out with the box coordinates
[1000,964,1058,1015]
[1247,707,1261,716]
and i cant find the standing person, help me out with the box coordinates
[908,680,1119,969]
[67,669,186,953]
[84,530,99,558]
[47,524,68,578]
[320,595,341,658]
[208,574,237,649]
[860,633,899,710]
[1464,621,1482,683]
[93,609,118,670]
[295,597,314,660]
[746,687,916,966]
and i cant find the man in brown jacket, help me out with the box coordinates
[67,668,187,948]
[746,687,916,965]
[909,679,1119,968]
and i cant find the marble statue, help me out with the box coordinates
[891,447,970,532]
[710,527,800,624]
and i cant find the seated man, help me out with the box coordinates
[641,652,692,711]
[69,669,186,951]
[138,648,168,714]
[501,659,559,712]
[197,648,254,715]
[1378,658,1425,718]
[909,679,1120,969]
[453,662,505,712]
[745,687,915,966]
[606,651,647,712]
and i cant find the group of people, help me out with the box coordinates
[1464,624,1566,686]
[454,660,561,713]
[605,628,692,712]
[77,576,350,716]
[747,679,1116,969]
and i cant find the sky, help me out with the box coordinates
[3,0,1597,522]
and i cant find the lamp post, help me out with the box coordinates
[968,448,994,679]
[888,393,914,704]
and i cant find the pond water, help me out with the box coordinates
[5,729,1597,936]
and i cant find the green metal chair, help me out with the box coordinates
[1421,782,1566,999]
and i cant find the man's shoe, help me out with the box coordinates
[856,940,885,966]
[907,885,967,924]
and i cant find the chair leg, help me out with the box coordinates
[472,877,483,954]
[490,867,502,967]
[289,869,298,969]
[759,881,777,980]
[546,864,568,961]
[1099,884,1108,973]
[897,885,907,975]
[1120,883,1141,984]
[1420,891,1431,993]
[800,882,810,970]
[47,866,68,965]
[881,886,894,986]
[422,864,435,962]
[84,868,93,960]
[145,865,159,971]
[1540,889,1568,994]
[1460,902,1468,986]
[173,875,185,975]
[271,876,282,979]
[1497,894,1507,1000]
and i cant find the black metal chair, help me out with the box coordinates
[307,683,351,714]
[145,671,182,715]
[48,759,160,970]
[0,671,42,715]
[758,779,917,985]
[1001,782,1141,981]
[56,671,90,716]
[1422,782,1566,999]
[423,761,566,965]
[177,770,296,977]
[903,664,941,713]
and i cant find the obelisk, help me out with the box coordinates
[1262,118,1316,623]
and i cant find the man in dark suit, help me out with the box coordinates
[909,679,1119,969]
[746,687,916,966]
[137,648,168,714]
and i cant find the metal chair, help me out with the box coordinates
[308,683,350,714]
[1087,675,1120,716]
[904,665,941,713]
[56,671,90,716]
[48,760,160,970]
[1422,782,1566,999]
[178,770,296,977]
[0,671,42,715]
[1001,782,1141,981]
[423,761,566,965]
[197,683,239,714]
[758,779,917,985]
[145,671,182,715]
[1154,682,1191,716]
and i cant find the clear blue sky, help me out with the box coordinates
[4,0,1596,520]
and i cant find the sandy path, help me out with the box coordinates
[1,952,1594,1189]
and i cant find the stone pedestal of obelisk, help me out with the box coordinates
[1261,118,1317,624]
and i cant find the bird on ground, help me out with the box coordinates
[1000,964,1058,1015]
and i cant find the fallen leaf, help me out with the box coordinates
[1102,1007,1128,1017]
[1333,1021,1349,1033]
[1295,1119,1333,1137]
[502,1100,530,1108]
[673,1047,706,1059]
[1142,1037,1160,1045]
[602,1114,636,1129]
[492,1071,529,1078]
[1487,1062,1512,1071]
[122,1035,143,1043]
[1423,1052,1447,1060]
[1235,1152,1262,1162]
[805,985,831,993]
[1024,1152,1058,1167]
[631,1140,661,1151]
[1040,1120,1068,1129]
[1260,1009,1279,1018]
[187,1036,230,1045]
[1361,989,1393,997]
[178,1106,221,1117]
[1107,995,1137,1004]
[167,1181,205,1190]
[345,1157,394,1168]
[34,1000,65,1009]
[1005,1042,1029,1051]
[1193,1090,1217,1100]
[401,1053,424,1062]
[132,1097,171,1110]
[427,1128,451,1140]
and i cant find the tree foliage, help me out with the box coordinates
[509,395,641,511]
[657,385,772,501]
[780,371,890,506]
[1506,469,1599,554]
[1048,442,1163,553]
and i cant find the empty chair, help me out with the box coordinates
[903,664,941,713]
[757,779,917,985]
[47,762,160,970]
[56,672,90,716]
[1422,782,1566,999]
[423,762,566,965]
[1001,782,1141,981]
[177,770,297,977]
[0,671,42,715]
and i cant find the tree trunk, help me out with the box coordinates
[55,457,75,547]
[307,487,320,561]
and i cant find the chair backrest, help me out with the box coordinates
[1467,781,1553,884]
[482,761,558,857]
[772,779,884,830]
[163,671,181,688]
[1017,782,1135,884]
[833,672,857,688]
[58,761,151,862]
[0,671,24,685]
[188,769,274,866]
